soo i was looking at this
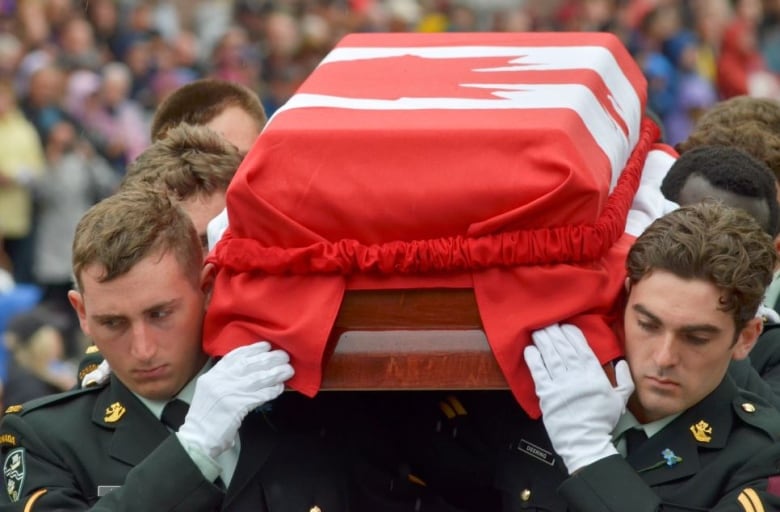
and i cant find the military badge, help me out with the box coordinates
[690,420,713,443]
[104,402,126,423]
[3,448,25,502]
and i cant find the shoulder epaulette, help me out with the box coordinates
[732,392,780,439]
[5,383,106,416]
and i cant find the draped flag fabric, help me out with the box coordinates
[203,32,675,417]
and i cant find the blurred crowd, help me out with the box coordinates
[0,0,779,406]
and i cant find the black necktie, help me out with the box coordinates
[624,427,648,455]
[161,399,189,431]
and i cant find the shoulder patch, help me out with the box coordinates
[3,405,21,415]
[3,448,25,502]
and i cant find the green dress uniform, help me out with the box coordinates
[0,375,349,512]
[749,322,780,399]
[439,381,780,511]
[558,377,780,512]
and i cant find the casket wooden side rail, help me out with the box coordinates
[321,289,509,390]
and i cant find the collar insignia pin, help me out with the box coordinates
[690,420,712,443]
[104,402,126,423]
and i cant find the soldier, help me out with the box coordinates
[150,78,266,156]
[0,188,348,511]
[78,79,266,385]
[525,201,780,511]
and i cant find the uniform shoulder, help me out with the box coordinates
[3,383,106,417]
[732,389,780,440]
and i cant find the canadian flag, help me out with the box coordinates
[204,32,676,417]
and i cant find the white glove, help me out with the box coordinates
[207,208,229,251]
[177,341,294,459]
[524,323,634,474]
[82,359,111,388]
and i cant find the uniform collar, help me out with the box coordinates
[133,360,212,420]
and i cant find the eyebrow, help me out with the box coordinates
[92,299,179,322]
[632,304,722,334]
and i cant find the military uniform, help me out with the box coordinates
[749,322,780,399]
[435,382,780,511]
[558,378,780,511]
[0,374,349,512]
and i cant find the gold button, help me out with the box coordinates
[520,489,531,502]
[309,507,321,512]
[742,403,756,413]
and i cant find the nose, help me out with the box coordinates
[129,322,157,361]
[653,333,678,369]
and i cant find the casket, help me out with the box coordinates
[204,32,672,418]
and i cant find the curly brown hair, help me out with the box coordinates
[676,96,780,180]
[121,123,242,202]
[71,187,202,293]
[627,201,777,331]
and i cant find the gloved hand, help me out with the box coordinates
[82,359,111,388]
[207,208,229,251]
[524,323,634,474]
[177,341,294,459]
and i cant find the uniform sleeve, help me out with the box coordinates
[559,452,780,512]
[0,413,224,512]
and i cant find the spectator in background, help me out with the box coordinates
[634,4,683,136]
[2,307,75,408]
[0,80,46,284]
[20,65,79,143]
[32,119,119,359]
[210,26,261,89]
[56,16,104,73]
[78,62,149,175]
[662,30,718,146]
[717,0,777,99]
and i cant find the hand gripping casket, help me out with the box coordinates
[204,32,672,418]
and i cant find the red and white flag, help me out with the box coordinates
[204,32,674,417]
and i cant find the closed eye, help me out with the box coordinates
[637,319,658,332]
[684,334,709,346]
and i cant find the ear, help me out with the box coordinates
[200,263,216,306]
[67,289,90,336]
[774,235,780,268]
[732,316,763,360]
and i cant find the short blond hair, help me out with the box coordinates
[71,187,202,292]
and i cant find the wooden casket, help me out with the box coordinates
[203,32,675,417]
